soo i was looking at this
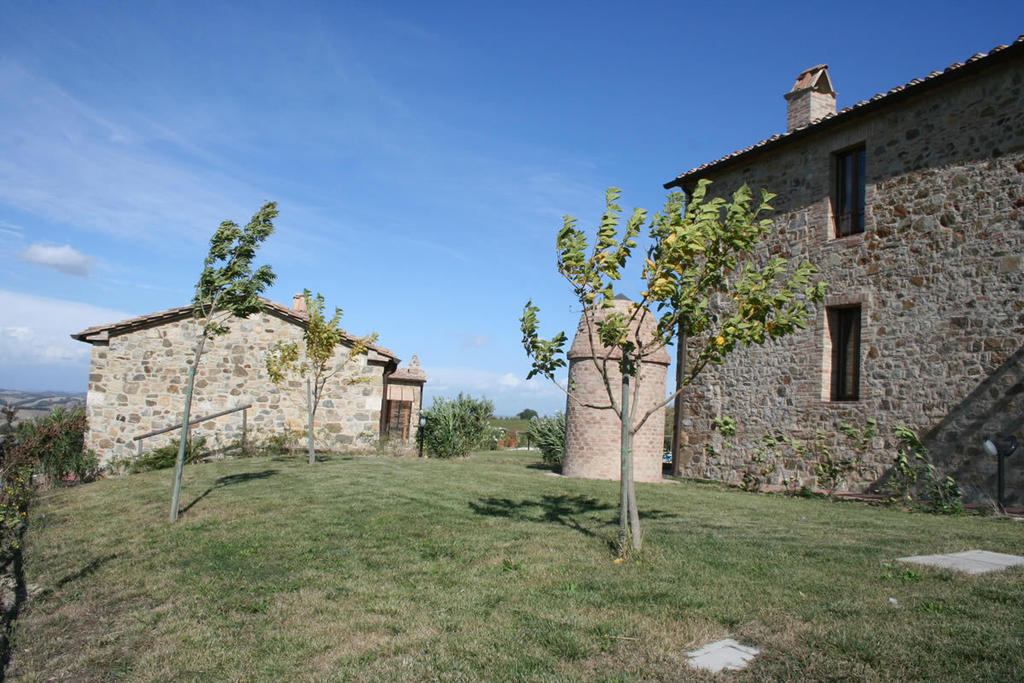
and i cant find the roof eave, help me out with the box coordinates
[664,37,1024,191]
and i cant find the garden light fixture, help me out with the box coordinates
[418,415,427,459]
[983,434,1018,513]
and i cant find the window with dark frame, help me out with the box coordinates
[834,146,866,237]
[828,306,861,401]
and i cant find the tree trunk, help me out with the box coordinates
[307,378,315,465]
[170,355,200,522]
[627,426,641,551]
[670,324,688,477]
[618,350,641,553]
[618,359,630,553]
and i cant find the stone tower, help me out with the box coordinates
[563,296,670,483]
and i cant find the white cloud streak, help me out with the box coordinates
[18,243,94,276]
[0,63,255,243]
[0,220,23,237]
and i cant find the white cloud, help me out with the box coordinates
[18,243,94,276]
[422,365,567,416]
[498,372,520,388]
[0,290,132,368]
[460,333,491,349]
[0,220,22,237]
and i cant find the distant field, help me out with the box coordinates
[490,417,534,433]
[11,451,1024,680]
[0,389,85,424]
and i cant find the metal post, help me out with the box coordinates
[984,435,1017,514]
[998,451,1006,514]
[137,439,143,458]
[670,326,688,477]
[307,378,315,465]
[242,408,247,453]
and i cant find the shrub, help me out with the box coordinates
[9,408,98,485]
[130,436,208,473]
[0,464,33,562]
[422,394,494,458]
[886,425,963,514]
[526,412,565,468]
[0,404,17,458]
[813,419,875,497]
[740,434,777,492]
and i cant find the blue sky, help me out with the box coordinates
[1,0,1021,415]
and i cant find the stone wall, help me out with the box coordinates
[84,309,388,465]
[675,54,1024,505]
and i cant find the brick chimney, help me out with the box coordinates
[291,293,307,313]
[783,64,836,132]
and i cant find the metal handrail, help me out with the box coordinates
[132,403,251,456]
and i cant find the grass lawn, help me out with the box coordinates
[9,451,1024,681]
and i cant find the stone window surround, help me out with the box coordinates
[825,138,870,242]
[818,291,873,403]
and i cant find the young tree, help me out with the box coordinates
[169,203,277,522]
[265,290,377,465]
[521,181,825,552]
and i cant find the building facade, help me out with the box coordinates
[73,297,426,465]
[665,37,1024,505]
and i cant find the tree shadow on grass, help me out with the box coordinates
[469,495,679,539]
[268,453,352,463]
[31,553,118,604]
[180,469,279,516]
[470,494,612,538]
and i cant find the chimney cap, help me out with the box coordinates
[786,64,835,98]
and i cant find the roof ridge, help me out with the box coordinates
[665,34,1024,188]
[71,299,399,361]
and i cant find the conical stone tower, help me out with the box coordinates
[563,295,670,483]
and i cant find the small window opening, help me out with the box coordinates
[828,306,861,401]
[834,146,866,237]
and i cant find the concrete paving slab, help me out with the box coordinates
[898,550,1024,575]
[687,638,759,673]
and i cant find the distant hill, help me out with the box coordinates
[0,389,86,424]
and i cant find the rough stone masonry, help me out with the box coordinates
[76,301,402,466]
[665,39,1024,505]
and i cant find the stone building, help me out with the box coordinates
[383,355,427,441]
[73,296,426,465]
[664,37,1024,504]
[563,296,670,483]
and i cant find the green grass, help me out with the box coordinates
[10,451,1024,680]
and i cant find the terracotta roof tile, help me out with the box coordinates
[390,368,426,383]
[665,35,1024,189]
[71,298,399,362]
